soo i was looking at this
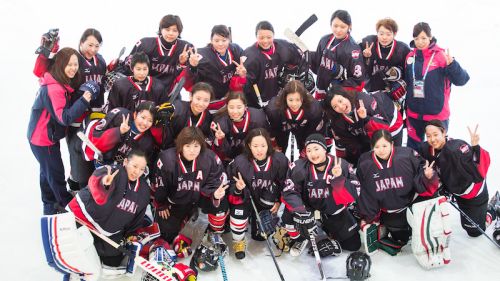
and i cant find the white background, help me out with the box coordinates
[1,0,499,280]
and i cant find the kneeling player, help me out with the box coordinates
[281,134,360,257]
[421,120,491,237]
[63,150,151,278]
[226,128,289,259]
[356,130,439,255]
[153,127,229,256]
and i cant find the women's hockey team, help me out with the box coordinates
[29,9,500,281]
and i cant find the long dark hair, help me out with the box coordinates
[276,80,313,111]
[322,84,358,115]
[49,47,81,89]
[243,128,274,161]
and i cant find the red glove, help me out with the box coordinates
[172,263,197,281]
[173,234,193,258]
[389,80,407,103]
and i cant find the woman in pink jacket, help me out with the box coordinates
[405,22,470,150]
[28,47,98,214]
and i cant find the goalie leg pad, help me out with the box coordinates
[407,196,452,269]
[41,213,101,280]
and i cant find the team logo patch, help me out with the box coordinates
[156,159,163,169]
[406,56,414,64]
[371,100,377,110]
[351,50,360,59]
[459,144,470,154]
[289,162,296,169]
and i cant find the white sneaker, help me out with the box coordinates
[290,239,309,257]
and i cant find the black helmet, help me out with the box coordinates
[346,251,371,280]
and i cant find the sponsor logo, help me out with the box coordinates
[351,50,360,59]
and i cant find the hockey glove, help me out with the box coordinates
[384,66,403,82]
[173,263,197,281]
[173,234,193,258]
[388,79,407,104]
[331,63,348,81]
[79,81,101,101]
[308,237,342,257]
[292,211,317,239]
[35,28,59,59]
[156,102,175,126]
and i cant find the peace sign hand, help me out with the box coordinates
[467,124,480,146]
[188,47,201,67]
[179,44,189,65]
[331,156,342,177]
[357,99,367,119]
[102,165,119,186]
[211,122,225,140]
[120,114,130,134]
[214,181,229,200]
[233,172,246,191]
[233,57,247,77]
[363,42,374,58]
[443,48,454,66]
[424,160,435,179]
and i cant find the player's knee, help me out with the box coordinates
[340,233,361,252]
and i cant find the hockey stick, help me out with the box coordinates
[210,232,229,281]
[295,14,318,37]
[289,133,296,162]
[77,131,103,162]
[248,191,286,281]
[168,76,186,103]
[117,46,126,61]
[71,215,178,281]
[284,29,310,53]
[252,84,267,108]
[308,230,327,281]
[448,199,500,248]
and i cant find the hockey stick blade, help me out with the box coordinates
[77,131,103,162]
[168,76,185,103]
[284,28,309,53]
[295,14,318,37]
[72,215,177,281]
[117,47,126,61]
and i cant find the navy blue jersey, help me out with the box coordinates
[227,152,289,208]
[420,139,490,198]
[264,95,324,152]
[107,76,167,112]
[125,37,192,91]
[76,52,107,110]
[325,91,403,164]
[68,165,150,237]
[359,35,410,92]
[170,100,214,146]
[212,107,270,161]
[282,155,357,215]
[311,34,365,92]
[356,146,438,222]
[154,147,225,206]
[242,39,302,108]
[189,43,244,101]
[80,107,158,165]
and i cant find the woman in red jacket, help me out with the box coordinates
[28,47,97,215]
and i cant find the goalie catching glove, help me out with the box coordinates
[156,102,175,126]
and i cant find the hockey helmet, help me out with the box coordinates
[190,240,219,272]
[346,251,371,281]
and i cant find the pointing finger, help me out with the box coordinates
[183,44,188,53]
[238,172,243,181]
[429,161,435,168]
[232,60,240,67]
[474,124,479,134]
[369,42,374,49]
[233,176,240,182]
